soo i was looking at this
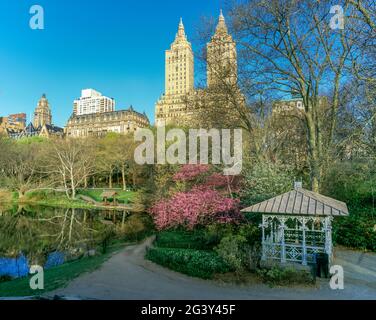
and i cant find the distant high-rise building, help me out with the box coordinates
[0,113,26,128]
[74,89,115,116]
[8,113,27,128]
[33,94,52,128]
[155,11,239,127]
[155,18,195,127]
[0,113,26,135]
[165,18,194,96]
[207,10,237,88]
[273,98,305,114]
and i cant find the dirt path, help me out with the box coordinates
[50,238,376,300]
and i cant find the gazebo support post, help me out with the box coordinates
[280,217,286,263]
[324,217,333,265]
[302,217,307,266]
[261,215,266,261]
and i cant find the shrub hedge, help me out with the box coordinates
[155,229,213,250]
[146,247,232,279]
[257,266,315,286]
[333,208,376,251]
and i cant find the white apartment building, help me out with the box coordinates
[74,89,115,116]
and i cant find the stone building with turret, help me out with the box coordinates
[6,94,64,139]
[33,94,52,128]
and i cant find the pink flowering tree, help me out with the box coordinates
[172,164,210,181]
[149,164,242,230]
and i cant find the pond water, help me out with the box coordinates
[0,203,147,279]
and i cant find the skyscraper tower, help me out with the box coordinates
[154,12,240,127]
[155,18,195,126]
[165,18,194,96]
[33,94,52,128]
[207,10,238,88]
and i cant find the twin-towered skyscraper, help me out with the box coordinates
[155,11,238,126]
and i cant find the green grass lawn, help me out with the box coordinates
[78,189,136,204]
[20,191,96,209]
[15,188,137,210]
[0,241,127,298]
[0,189,137,210]
[0,190,18,204]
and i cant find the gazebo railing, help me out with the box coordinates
[261,214,332,266]
[284,229,325,246]
[263,243,325,264]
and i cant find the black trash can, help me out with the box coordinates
[314,253,329,278]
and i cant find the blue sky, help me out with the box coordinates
[0,0,225,126]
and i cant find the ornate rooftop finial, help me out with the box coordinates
[216,9,228,34]
[177,17,186,38]
[294,179,303,190]
[219,9,224,21]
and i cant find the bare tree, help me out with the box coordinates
[217,0,357,191]
[339,1,376,157]
[0,138,46,198]
[46,138,95,199]
[115,133,137,191]
[95,134,121,189]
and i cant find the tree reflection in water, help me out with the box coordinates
[0,204,150,265]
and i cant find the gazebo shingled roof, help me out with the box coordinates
[241,188,349,217]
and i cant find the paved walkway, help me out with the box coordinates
[50,238,376,300]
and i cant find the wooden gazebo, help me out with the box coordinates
[100,191,119,206]
[241,186,349,266]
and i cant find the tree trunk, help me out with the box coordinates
[109,172,113,189]
[62,172,70,198]
[306,111,321,193]
[121,165,127,191]
[68,209,75,243]
[18,190,25,200]
[70,169,76,199]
